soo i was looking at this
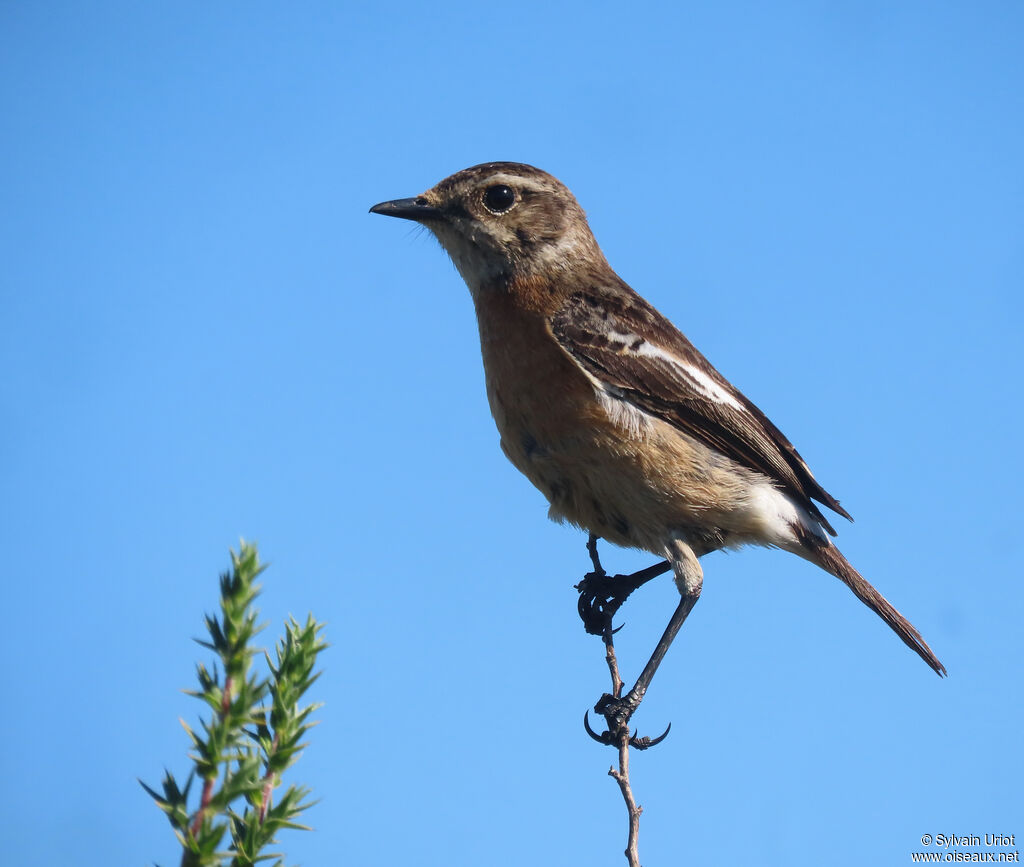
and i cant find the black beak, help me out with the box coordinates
[369,196,443,222]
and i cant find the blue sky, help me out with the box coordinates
[2,3,1021,865]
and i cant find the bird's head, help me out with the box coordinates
[370,162,605,294]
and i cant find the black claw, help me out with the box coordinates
[649,721,672,746]
[584,707,671,751]
[583,710,604,743]
[576,582,613,636]
[576,560,673,637]
[630,721,672,750]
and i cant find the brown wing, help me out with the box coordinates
[549,281,852,535]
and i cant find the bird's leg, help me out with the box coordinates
[587,538,703,747]
[575,534,672,636]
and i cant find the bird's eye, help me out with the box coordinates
[482,184,516,214]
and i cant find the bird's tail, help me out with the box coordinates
[801,533,946,676]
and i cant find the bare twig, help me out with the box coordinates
[603,624,642,867]
[586,533,605,576]
[577,536,697,866]
[609,729,642,867]
[579,535,645,867]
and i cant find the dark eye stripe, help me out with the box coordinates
[444,201,471,220]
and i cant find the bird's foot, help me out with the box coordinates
[583,693,672,751]
[574,570,651,636]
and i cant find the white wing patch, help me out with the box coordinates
[606,329,747,412]
[569,324,749,438]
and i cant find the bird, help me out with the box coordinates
[370,161,945,679]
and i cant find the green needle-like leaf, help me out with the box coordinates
[142,542,326,867]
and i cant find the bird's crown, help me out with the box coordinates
[371,162,605,290]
